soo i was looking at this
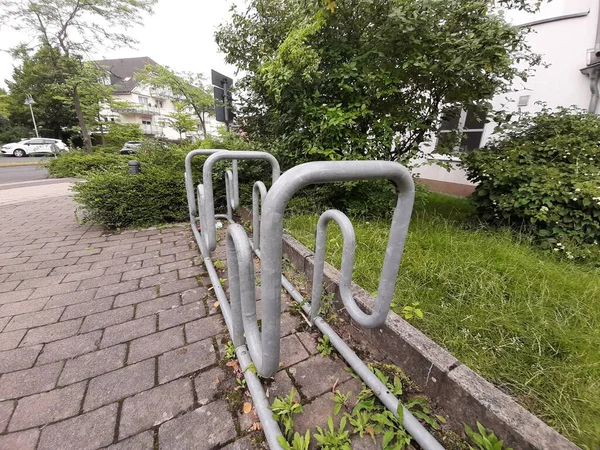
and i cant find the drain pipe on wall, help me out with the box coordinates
[589,0,600,113]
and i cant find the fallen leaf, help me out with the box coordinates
[243,402,253,414]
[214,301,220,308]
[226,360,241,373]
[215,377,220,384]
[331,377,340,392]
[249,422,262,431]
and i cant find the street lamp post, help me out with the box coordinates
[24,94,39,138]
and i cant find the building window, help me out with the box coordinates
[517,95,530,107]
[437,108,486,153]
[141,119,152,125]
[138,96,149,105]
[158,101,163,108]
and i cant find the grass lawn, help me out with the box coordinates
[285,191,600,449]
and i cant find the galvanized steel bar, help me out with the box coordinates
[252,181,268,251]
[201,151,280,252]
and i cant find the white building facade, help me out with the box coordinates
[96,57,217,141]
[414,0,599,195]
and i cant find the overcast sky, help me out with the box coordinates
[0,0,241,89]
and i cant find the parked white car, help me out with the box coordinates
[1,138,68,157]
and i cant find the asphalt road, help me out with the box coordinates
[0,165,49,184]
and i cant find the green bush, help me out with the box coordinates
[47,151,127,178]
[464,107,600,261]
[73,165,187,229]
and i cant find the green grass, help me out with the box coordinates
[285,192,600,449]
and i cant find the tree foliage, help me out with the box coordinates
[0,0,157,150]
[464,107,600,261]
[136,65,214,138]
[167,103,198,140]
[216,0,540,165]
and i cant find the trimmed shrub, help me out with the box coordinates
[73,166,187,229]
[104,123,144,148]
[47,151,127,178]
[464,107,600,261]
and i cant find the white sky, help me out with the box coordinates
[0,0,241,89]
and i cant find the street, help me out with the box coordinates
[0,164,49,183]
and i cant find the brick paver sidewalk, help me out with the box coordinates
[0,186,381,450]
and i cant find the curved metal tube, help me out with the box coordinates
[258,161,414,377]
[252,181,268,251]
[310,210,357,321]
[184,149,231,221]
[201,151,281,252]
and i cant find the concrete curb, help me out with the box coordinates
[281,233,580,450]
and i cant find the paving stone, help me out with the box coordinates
[38,403,117,450]
[61,296,114,321]
[159,401,235,450]
[185,316,226,343]
[266,370,296,404]
[0,329,26,351]
[0,261,41,274]
[91,257,127,270]
[293,391,337,435]
[127,250,159,263]
[0,345,42,373]
[5,268,50,281]
[194,366,225,406]
[288,356,352,400]
[8,381,86,431]
[84,359,154,411]
[140,254,176,268]
[121,265,160,282]
[220,435,264,450]
[297,331,319,355]
[0,401,14,433]
[49,262,92,275]
[21,318,82,346]
[37,257,79,269]
[180,286,209,304]
[0,429,40,450]
[128,327,184,364]
[178,265,205,279]
[175,250,198,261]
[95,280,139,299]
[114,287,157,307]
[63,268,107,283]
[29,281,80,300]
[135,294,180,318]
[100,315,156,348]
[80,306,134,333]
[45,288,98,308]
[0,297,47,318]
[158,302,205,330]
[279,334,310,368]
[105,430,154,450]
[0,288,33,305]
[120,378,194,439]
[139,271,178,289]
[160,278,199,296]
[37,330,102,364]
[0,361,62,400]
[16,274,65,289]
[0,317,8,332]
[105,261,142,275]
[159,259,192,273]
[158,338,216,384]
[281,312,302,337]
[4,307,63,333]
[59,344,126,386]
[79,273,122,291]
[0,280,21,294]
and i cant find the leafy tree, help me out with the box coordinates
[0,0,157,151]
[0,89,9,118]
[216,0,540,165]
[136,65,214,138]
[104,123,143,148]
[6,45,78,138]
[167,103,198,140]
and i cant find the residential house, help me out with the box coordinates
[415,0,599,195]
[95,57,217,141]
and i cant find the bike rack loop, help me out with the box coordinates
[200,151,280,252]
[187,153,444,450]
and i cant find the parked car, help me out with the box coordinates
[119,141,143,155]
[1,138,68,157]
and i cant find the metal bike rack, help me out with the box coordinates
[185,150,445,450]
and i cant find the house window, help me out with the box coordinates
[517,95,530,107]
[138,96,149,105]
[437,108,486,153]
[158,101,163,108]
[141,119,152,125]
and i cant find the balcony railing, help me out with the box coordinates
[141,124,164,136]
[114,104,161,116]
